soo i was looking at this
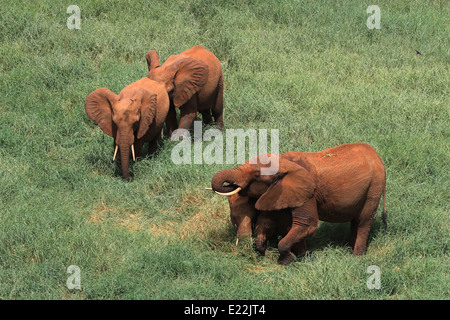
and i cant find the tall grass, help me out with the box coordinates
[0,0,448,299]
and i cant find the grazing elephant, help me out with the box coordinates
[211,143,387,265]
[146,45,224,136]
[85,78,169,181]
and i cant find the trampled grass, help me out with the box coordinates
[0,0,448,299]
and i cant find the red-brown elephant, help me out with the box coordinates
[146,45,224,136]
[211,143,387,265]
[85,78,169,181]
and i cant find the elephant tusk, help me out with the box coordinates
[131,144,136,161]
[204,188,213,191]
[235,238,239,246]
[113,145,119,161]
[213,187,242,196]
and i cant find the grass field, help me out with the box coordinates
[0,0,448,300]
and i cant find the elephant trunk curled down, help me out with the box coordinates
[211,167,243,194]
[211,143,387,265]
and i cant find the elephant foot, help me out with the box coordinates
[255,246,267,256]
[254,237,267,256]
[352,248,366,256]
[277,253,294,265]
[291,240,307,257]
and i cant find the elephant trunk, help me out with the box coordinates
[119,143,130,182]
[255,233,267,256]
[211,168,242,194]
[254,219,269,255]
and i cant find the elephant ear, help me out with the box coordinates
[85,88,118,137]
[172,58,209,108]
[146,50,161,72]
[255,159,315,211]
[137,88,157,139]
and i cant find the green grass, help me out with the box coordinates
[0,0,448,299]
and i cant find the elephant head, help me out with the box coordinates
[146,50,209,108]
[85,87,157,181]
[211,154,316,236]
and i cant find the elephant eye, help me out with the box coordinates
[254,171,260,178]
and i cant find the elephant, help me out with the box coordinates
[85,77,169,181]
[145,45,224,136]
[211,143,387,265]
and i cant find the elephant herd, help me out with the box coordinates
[85,45,223,181]
[85,45,387,265]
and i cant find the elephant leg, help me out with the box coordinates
[349,219,358,250]
[291,240,307,257]
[278,225,315,265]
[147,139,158,156]
[134,139,145,159]
[236,214,254,240]
[254,211,274,255]
[166,103,178,137]
[200,109,213,125]
[277,200,318,265]
[353,199,378,256]
[177,96,198,132]
[229,195,256,243]
[212,75,224,130]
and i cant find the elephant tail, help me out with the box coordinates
[381,183,387,232]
